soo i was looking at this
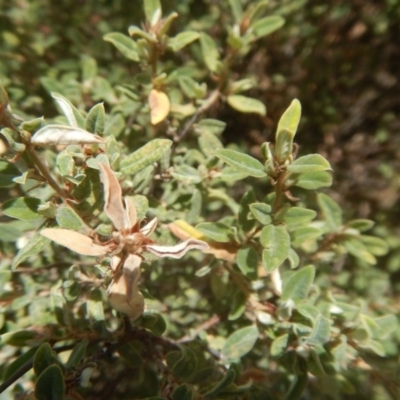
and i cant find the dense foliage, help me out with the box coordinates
[0,1,399,399]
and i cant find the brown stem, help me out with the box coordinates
[25,144,69,200]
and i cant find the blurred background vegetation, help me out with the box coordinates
[1,0,400,398]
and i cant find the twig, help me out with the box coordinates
[173,90,220,146]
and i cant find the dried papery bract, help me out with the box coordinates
[40,228,110,256]
[108,254,144,319]
[40,162,208,320]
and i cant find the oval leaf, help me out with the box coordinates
[222,325,259,363]
[168,31,200,52]
[148,89,170,124]
[12,233,51,270]
[227,95,266,116]
[51,92,85,128]
[260,225,291,272]
[104,32,139,61]
[251,15,285,39]
[282,265,315,302]
[55,206,85,230]
[215,149,267,178]
[3,197,45,220]
[288,154,331,174]
[120,139,172,175]
[34,364,65,400]
[195,222,232,243]
[294,170,333,190]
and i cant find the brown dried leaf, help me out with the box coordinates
[40,228,109,256]
[99,163,127,231]
[140,217,158,236]
[107,254,144,319]
[146,238,209,259]
[148,89,170,125]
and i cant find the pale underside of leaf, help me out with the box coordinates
[99,163,129,231]
[145,238,209,259]
[40,228,109,256]
[107,254,144,319]
[140,217,158,236]
[31,125,104,145]
[124,197,137,228]
[148,89,170,125]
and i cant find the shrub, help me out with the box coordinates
[0,1,398,399]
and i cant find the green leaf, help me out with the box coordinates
[275,99,301,162]
[12,233,51,270]
[359,235,389,256]
[284,207,317,228]
[172,384,194,400]
[195,119,226,136]
[281,265,315,301]
[288,154,331,174]
[250,15,285,39]
[288,248,300,269]
[81,55,97,81]
[347,219,374,232]
[117,341,142,368]
[0,159,19,187]
[178,76,206,99]
[144,0,161,25]
[198,131,223,157]
[33,343,59,377]
[104,32,140,61]
[1,330,39,347]
[167,346,198,381]
[204,367,236,397]
[66,340,89,369]
[51,92,86,129]
[236,246,258,277]
[270,333,289,357]
[292,227,322,245]
[249,202,272,225]
[86,102,105,135]
[238,189,257,231]
[297,303,320,322]
[343,238,376,264]
[306,316,331,346]
[228,0,243,23]
[215,149,267,178]
[196,222,232,242]
[317,193,342,231]
[228,291,247,321]
[168,31,200,52]
[4,347,38,380]
[120,139,172,174]
[3,197,45,220]
[56,206,84,230]
[227,95,266,116]
[171,165,202,184]
[371,314,398,339]
[286,365,308,400]
[222,325,259,363]
[34,364,65,400]
[128,25,157,43]
[260,225,291,272]
[294,171,333,190]
[140,311,167,336]
[199,33,221,73]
